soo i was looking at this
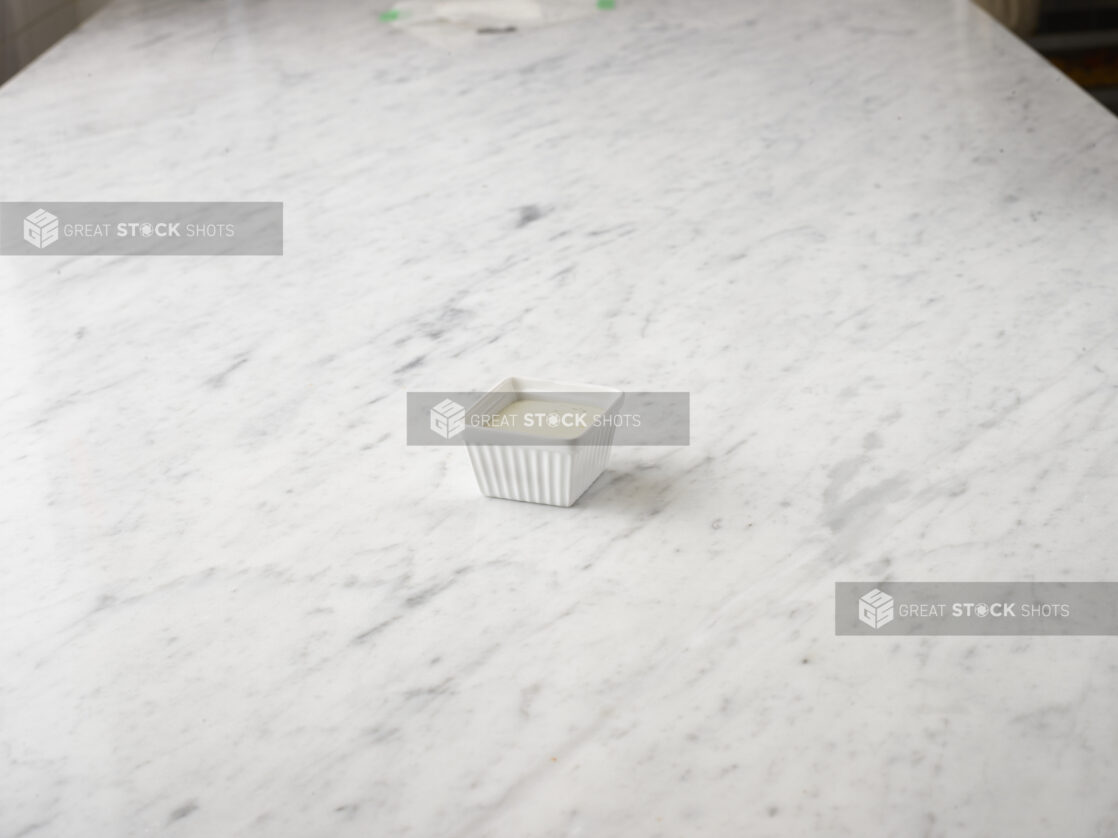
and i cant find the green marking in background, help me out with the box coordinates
[379,9,399,21]
[597,0,615,8]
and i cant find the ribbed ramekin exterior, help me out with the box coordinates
[465,394,621,507]
[466,442,613,507]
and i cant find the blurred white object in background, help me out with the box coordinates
[384,0,603,47]
[973,0,1040,35]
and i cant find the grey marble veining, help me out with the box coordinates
[2,0,1118,835]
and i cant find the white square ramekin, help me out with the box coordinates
[463,376,624,507]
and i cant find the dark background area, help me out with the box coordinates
[1033,0,1118,112]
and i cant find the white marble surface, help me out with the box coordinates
[2,0,1118,835]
